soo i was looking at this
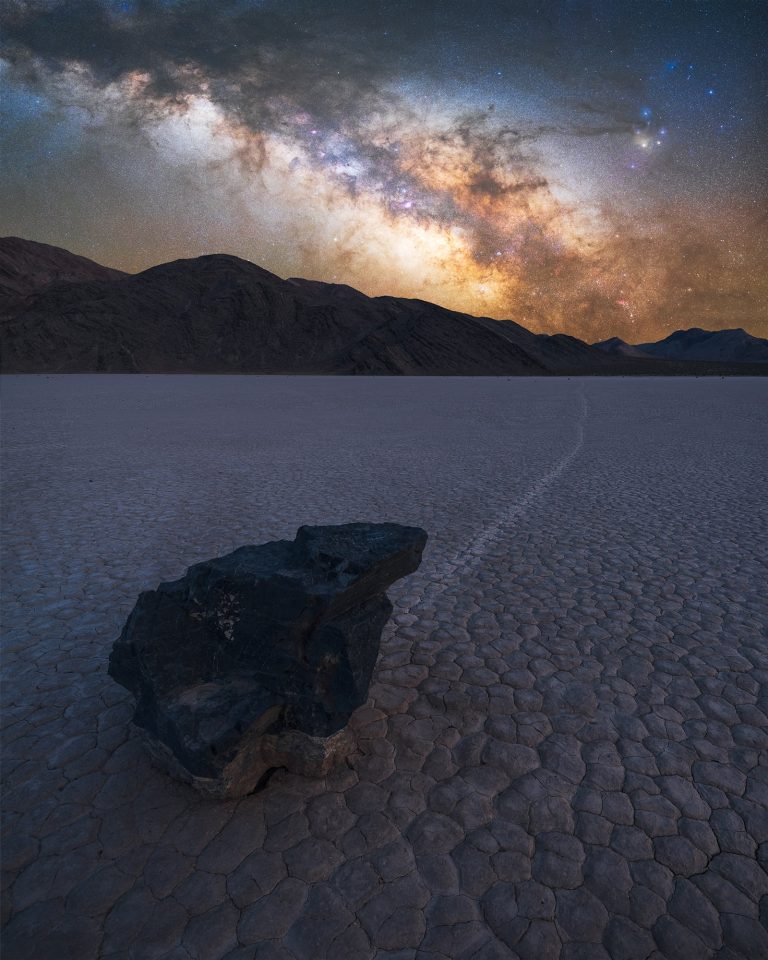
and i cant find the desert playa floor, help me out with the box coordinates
[2,375,767,960]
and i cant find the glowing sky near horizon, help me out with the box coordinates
[1,0,766,341]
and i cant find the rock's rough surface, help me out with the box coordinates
[109,523,427,796]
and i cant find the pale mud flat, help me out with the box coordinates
[1,375,767,960]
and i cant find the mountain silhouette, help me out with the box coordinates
[1,238,765,375]
[635,327,768,363]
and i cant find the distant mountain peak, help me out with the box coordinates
[636,326,768,363]
[592,336,649,358]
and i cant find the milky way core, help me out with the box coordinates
[1,1,766,341]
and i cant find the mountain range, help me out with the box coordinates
[1,237,765,375]
[594,329,768,364]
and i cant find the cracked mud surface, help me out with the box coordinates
[2,375,767,960]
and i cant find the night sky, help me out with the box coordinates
[1,0,766,342]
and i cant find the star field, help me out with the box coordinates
[1,0,766,341]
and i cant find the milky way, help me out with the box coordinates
[1,0,766,341]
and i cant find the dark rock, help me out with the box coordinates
[109,522,426,797]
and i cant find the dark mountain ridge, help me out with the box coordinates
[1,238,765,375]
[0,236,126,314]
[594,328,768,364]
[593,337,651,359]
[636,327,768,363]
[0,241,606,375]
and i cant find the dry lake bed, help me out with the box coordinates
[2,375,767,960]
